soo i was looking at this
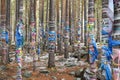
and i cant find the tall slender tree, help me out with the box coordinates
[23,0,28,42]
[1,0,6,21]
[36,0,40,42]
[56,0,60,51]
[77,0,80,41]
[48,0,56,68]
[10,0,16,43]
[6,0,10,31]
[84,0,87,46]
[97,0,102,42]
[41,0,45,51]
[0,0,1,26]
[30,0,36,71]
[16,0,20,23]
[44,0,49,50]
[87,0,98,79]
[69,0,72,45]
[64,0,70,58]
[0,0,1,23]
[1,0,9,64]
[5,0,10,64]
[27,1,30,43]
[71,0,75,52]
[60,0,66,54]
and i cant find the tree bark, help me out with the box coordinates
[84,0,87,46]
[44,0,49,50]
[6,0,10,30]
[16,0,20,23]
[71,0,75,52]
[41,0,45,51]
[60,0,66,54]
[64,0,69,58]
[69,0,72,45]
[56,0,60,52]
[48,0,56,68]
[10,0,16,43]
[36,0,40,42]
[0,0,1,26]
[30,0,36,71]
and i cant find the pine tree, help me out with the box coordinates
[48,0,56,68]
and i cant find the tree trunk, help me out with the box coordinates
[71,0,75,52]
[81,0,84,43]
[30,0,36,71]
[41,0,45,51]
[60,0,66,54]
[1,0,6,22]
[96,0,102,42]
[56,0,60,52]
[48,0,56,68]
[64,0,69,58]
[10,0,16,44]
[84,0,87,46]
[5,0,11,64]
[88,0,97,79]
[0,0,1,26]
[16,0,20,23]
[69,0,72,45]
[77,0,80,42]
[44,0,49,51]
[36,0,40,42]
[6,0,10,30]
[25,0,30,43]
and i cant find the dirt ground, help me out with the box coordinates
[0,61,83,80]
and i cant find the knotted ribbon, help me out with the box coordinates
[1,30,9,44]
[15,21,24,48]
[108,36,120,52]
[102,46,112,61]
[100,61,112,80]
[89,36,98,63]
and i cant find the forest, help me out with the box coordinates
[0,0,120,80]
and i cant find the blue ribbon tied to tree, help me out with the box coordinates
[100,61,112,80]
[108,35,120,52]
[1,30,9,44]
[48,31,56,41]
[89,50,98,63]
[41,29,46,38]
[15,20,24,48]
[89,36,99,63]
[37,47,41,55]
[101,29,109,35]
[65,25,70,32]
[102,46,112,61]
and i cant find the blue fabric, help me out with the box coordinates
[37,48,41,55]
[89,36,99,63]
[102,46,112,61]
[112,40,120,46]
[48,31,56,41]
[108,36,120,52]
[92,39,98,57]
[57,34,60,38]
[65,25,70,32]
[15,23,24,48]
[100,63,112,80]
[108,36,113,52]
[1,31,9,44]
[89,50,97,63]
[41,29,45,38]
[91,38,99,57]
[101,30,109,35]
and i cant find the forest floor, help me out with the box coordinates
[0,52,88,80]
